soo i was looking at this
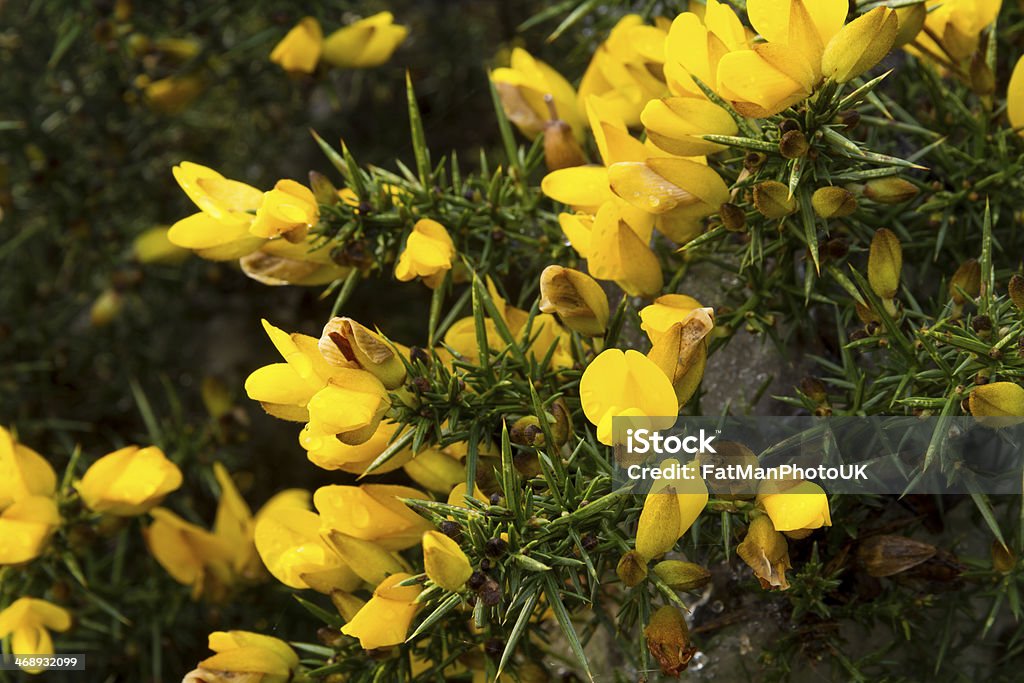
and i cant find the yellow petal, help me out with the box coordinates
[1009,56,1024,132]
[641,97,737,157]
[822,8,898,83]
[270,17,323,74]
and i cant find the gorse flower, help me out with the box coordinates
[76,445,182,516]
[314,483,432,550]
[184,630,299,683]
[422,530,473,591]
[0,598,71,673]
[270,17,322,74]
[322,12,408,69]
[737,513,792,589]
[635,461,708,560]
[394,218,456,289]
[756,478,832,533]
[0,427,59,566]
[579,349,678,445]
[340,572,421,650]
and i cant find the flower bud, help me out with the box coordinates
[643,606,697,676]
[90,288,123,327]
[76,446,182,516]
[864,177,919,204]
[652,560,711,591]
[992,541,1016,574]
[949,259,981,305]
[319,317,406,389]
[635,489,681,561]
[616,549,648,587]
[510,416,545,447]
[719,202,746,232]
[543,114,586,172]
[736,514,791,590]
[422,530,473,591]
[811,187,857,219]
[1009,274,1024,311]
[968,382,1024,426]
[868,228,901,300]
[403,449,464,493]
[856,535,935,577]
[753,181,796,218]
[778,130,809,159]
[538,265,609,337]
[694,441,759,499]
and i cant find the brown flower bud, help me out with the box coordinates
[992,541,1016,573]
[969,54,995,95]
[719,202,747,232]
[779,130,809,159]
[643,606,697,676]
[652,560,711,591]
[1008,274,1024,311]
[753,181,797,218]
[864,177,919,204]
[857,535,936,577]
[811,186,857,218]
[543,120,586,172]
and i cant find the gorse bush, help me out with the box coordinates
[4,0,1024,681]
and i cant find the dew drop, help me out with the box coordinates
[689,651,708,672]
[648,196,661,208]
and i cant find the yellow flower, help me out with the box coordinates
[188,631,299,683]
[1009,56,1024,133]
[756,478,832,532]
[270,17,323,74]
[245,318,351,422]
[254,505,360,593]
[736,513,792,589]
[76,445,182,516]
[663,1,750,100]
[145,507,234,600]
[249,180,319,240]
[0,496,60,565]
[314,484,432,550]
[395,219,456,289]
[641,96,738,156]
[321,12,408,69]
[538,265,610,337]
[305,369,391,445]
[0,598,71,672]
[911,0,1000,63]
[0,428,58,565]
[635,461,708,560]
[608,156,730,222]
[639,294,703,343]
[578,15,669,127]
[422,530,473,591]
[491,48,585,140]
[340,573,421,650]
[587,201,663,297]
[143,75,204,114]
[168,162,266,260]
[132,226,190,265]
[300,420,414,474]
[0,426,56,509]
[580,349,678,445]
